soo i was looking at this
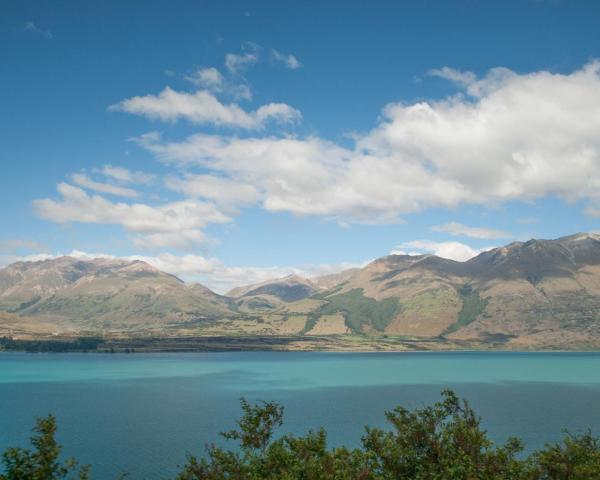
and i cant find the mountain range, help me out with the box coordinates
[2,232,600,349]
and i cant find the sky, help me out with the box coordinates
[2,0,600,292]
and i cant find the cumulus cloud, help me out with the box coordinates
[431,222,509,239]
[33,183,230,249]
[271,49,302,69]
[392,240,489,262]
[225,42,260,73]
[71,173,139,197]
[22,21,52,39]
[110,87,300,129]
[134,61,600,223]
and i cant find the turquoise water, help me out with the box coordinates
[1,351,600,478]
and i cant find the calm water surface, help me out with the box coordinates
[1,351,600,478]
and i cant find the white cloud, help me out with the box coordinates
[136,133,408,224]
[33,183,230,249]
[272,49,302,69]
[22,21,52,39]
[392,240,489,262]
[186,67,224,89]
[431,222,509,239]
[71,173,139,197]
[135,61,600,223]
[110,87,300,129]
[97,165,155,185]
[165,174,261,207]
[225,42,260,73]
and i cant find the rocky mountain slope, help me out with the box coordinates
[1,233,600,348]
[282,232,600,347]
[0,257,236,334]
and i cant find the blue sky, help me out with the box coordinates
[2,0,600,291]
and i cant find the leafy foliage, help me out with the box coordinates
[176,391,600,480]
[0,415,89,480]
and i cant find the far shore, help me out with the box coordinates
[3,334,600,354]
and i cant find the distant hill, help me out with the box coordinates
[228,274,320,308]
[0,257,237,334]
[2,233,600,349]
[227,269,360,312]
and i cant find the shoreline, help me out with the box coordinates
[3,334,600,354]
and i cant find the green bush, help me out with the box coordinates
[0,415,89,480]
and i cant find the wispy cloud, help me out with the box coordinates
[432,222,509,239]
[272,49,302,69]
[71,173,139,198]
[22,21,52,39]
[95,165,155,185]
[585,206,600,217]
[184,67,252,100]
[225,42,260,73]
[0,239,47,254]
[517,217,539,225]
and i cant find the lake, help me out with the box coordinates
[2,351,600,479]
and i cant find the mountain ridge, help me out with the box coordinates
[2,232,600,349]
